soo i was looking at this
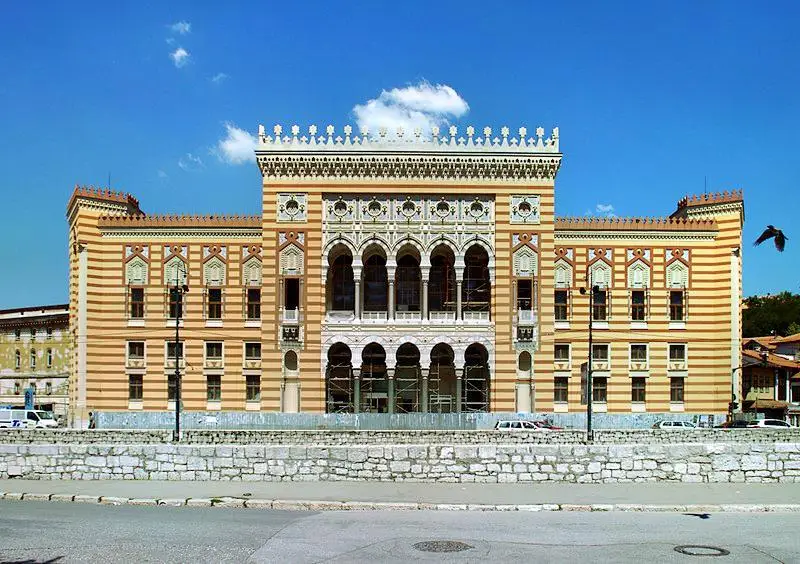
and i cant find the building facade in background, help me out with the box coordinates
[0,305,70,418]
[67,124,744,427]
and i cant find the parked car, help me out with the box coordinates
[748,419,793,429]
[652,420,697,430]
[714,420,750,429]
[494,420,539,430]
[0,409,58,429]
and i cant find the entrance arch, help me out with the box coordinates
[395,343,421,413]
[429,343,457,413]
[360,342,388,412]
[463,343,490,412]
[325,343,353,413]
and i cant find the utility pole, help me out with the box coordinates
[172,267,188,442]
[580,273,596,441]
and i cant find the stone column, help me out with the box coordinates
[387,368,395,414]
[352,368,361,414]
[455,368,463,413]
[456,281,463,321]
[279,278,285,317]
[353,267,362,321]
[775,369,780,401]
[298,278,305,319]
[388,280,395,320]
[420,367,429,413]
[422,279,429,320]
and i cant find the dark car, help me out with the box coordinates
[714,420,750,429]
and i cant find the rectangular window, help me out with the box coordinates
[554,377,568,403]
[128,341,145,360]
[554,344,570,362]
[207,288,223,320]
[30,350,36,369]
[166,341,184,360]
[554,290,569,321]
[46,328,53,340]
[205,341,223,360]
[168,375,177,401]
[593,377,607,403]
[284,278,300,311]
[592,289,607,321]
[669,344,686,361]
[631,377,646,403]
[591,344,609,361]
[245,342,262,360]
[168,288,183,319]
[130,287,145,319]
[630,344,648,362]
[207,375,221,402]
[670,377,685,402]
[631,290,646,321]
[246,288,261,320]
[46,348,53,368]
[128,374,143,401]
[670,290,685,321]
[246,374,261,402]
[517,280,533,311]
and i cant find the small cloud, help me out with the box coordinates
[178,153,204,171]
[170,47,190,68]
[589,203,616,218]
[170,21,191,35]
[215,123,257,165]
[352,81,469,136]
[157,170,168,179]
[211,72,228,84]
[166,37,176,46]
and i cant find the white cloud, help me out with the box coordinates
[586,203,616,217]
[215,123,257,165]
[211,72,228,84]
[178,153,204,171]
[170,47,190,68]
[157,170,168,179]
[170,21,191,35]
[352,81,469,136]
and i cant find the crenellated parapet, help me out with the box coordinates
[672,189,744,221]
[555,216,717,231]
[97,214,260,228]
[255,124,562,183]
[67,185,141,220]
[675,190,744,210]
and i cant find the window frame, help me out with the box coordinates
[670,377,685,403]
[205,341,224,361]
[129,286,145,319]
[591,343,609,361]
[669,290,685,321]
[554,376,569,403]
[246,288,261,320]
[246,374,261,402]
[669,343,687,362]
[630,289,647,321]
[554,289,569,321]
[629,343,648,363]
[631,377,646,403]
[166,341,184,360]
[207,374,222,402]
[128,374,143,401]
[244,342,262,360]
[207,287,223,320]
[592,288,608,321]
[554,343,571,362]
[127,341,145,361]
[592,376,608,403]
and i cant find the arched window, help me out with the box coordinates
[363,255,388,312]
[518,351,532,372]
[463,245,490,313]
[330,254,355,311]
[395,254,421,312]
[284,350,298,372]
[429,247,456,313]
[666,262,688,288]
[203,257,225,286]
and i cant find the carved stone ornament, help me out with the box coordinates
[277,193,308,222]
[510,195,541,224]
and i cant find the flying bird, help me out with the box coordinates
[754,225,788,252]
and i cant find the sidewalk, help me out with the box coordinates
[1,479,799,512]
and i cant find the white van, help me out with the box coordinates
[0,409,59,429]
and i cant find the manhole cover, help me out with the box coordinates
[674,545,730,557]
[413,540,474,553]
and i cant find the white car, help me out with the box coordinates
[653,420,697,430]
[748,419,792,429]
[494,420,539,430]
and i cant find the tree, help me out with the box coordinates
[743,292,800,337]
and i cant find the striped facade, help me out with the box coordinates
[66,125,743,427]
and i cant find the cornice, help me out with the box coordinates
[256,153,563,183]
[101,228,261,239]
[554,230,717,241]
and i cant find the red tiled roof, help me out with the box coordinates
[774,333,800,345]
[743,349,800,371]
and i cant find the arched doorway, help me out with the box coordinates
[361,342,388,412]
[516,351,533,413]
[463,343,490,412]
[395,343,421,413]
[429,343,456,413]
[325,343,353,413]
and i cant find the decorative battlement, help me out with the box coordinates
[675,190,743,210]
[555,216,717,231]
[98,214,260,228]
[257,124,560,153]
[67,185,141,214]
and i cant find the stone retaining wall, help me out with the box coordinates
[2,442,799,483]
[1,429,799,445]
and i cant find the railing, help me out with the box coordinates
[429,311,456,322]
[283,308,300,323]
[362,311,388,322]
[282,325,301,342]
[325,310,355,322]
[462,311,490,322]
[517,309,537,324]
[395,311,421,321]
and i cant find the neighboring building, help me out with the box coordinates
[67,124,745,428]
[742,334,800,425]
[0,305,70,417]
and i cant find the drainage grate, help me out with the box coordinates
[674,545,730,557]
[413,540,474,553]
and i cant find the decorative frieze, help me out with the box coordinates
[277,193,307,222]
[510,195,541,224]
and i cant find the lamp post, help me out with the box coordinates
[171,267,189,442]
[579,277,598,441]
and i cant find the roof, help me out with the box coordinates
[97,214,261,228]
[674,190,744,210]
[67,185,141,215]
[743,349,800,371]
[746,399,789,411]
[0,304,69,317]
[553,216,717,231]
[774,333,800,345]
[742,336,778,351]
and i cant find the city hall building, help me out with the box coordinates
[66,124,744,428]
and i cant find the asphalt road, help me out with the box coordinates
[1,501,799,563]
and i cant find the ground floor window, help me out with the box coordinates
[246,375,261,401]
[631,377,646,403]
[168,375,177,401]
[128,374,143,401]
[593,377,607,403]
[670,377,684,403]
[207,375,221,401]
[554,377,568,403]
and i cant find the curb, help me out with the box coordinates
[3,492,800,512]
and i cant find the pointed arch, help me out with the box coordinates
[554,259,573,288]
[203,256,226,286]
[666,261,689,288]
[589,261,612,288]
[126,256,148,285]
[163,256,187,286]
[242,256,262,286]
[280,243,304,275]
[513,246,538,277]
[627,260,650,288]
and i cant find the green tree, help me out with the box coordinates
[743,292,800,337]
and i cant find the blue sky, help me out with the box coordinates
[0,0,798,308]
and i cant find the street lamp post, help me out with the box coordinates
[580,276,598,441]
[172,268,188,442]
